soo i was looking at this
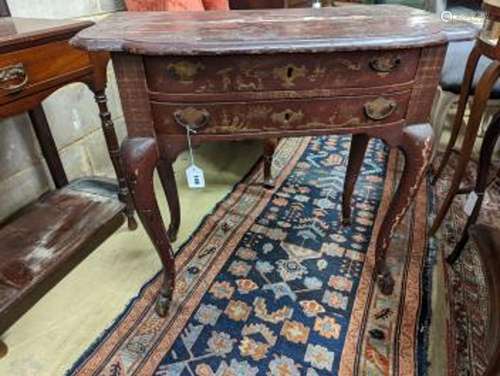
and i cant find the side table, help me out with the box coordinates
[0,17,136,357]
[72,5,473,316]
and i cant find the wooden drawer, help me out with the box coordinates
[0,40,91,104]
[151,91,411,135]
[144,49,420,95]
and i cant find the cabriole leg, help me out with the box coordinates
[342,133,370,225]
[375,124,433,295]
[0,339,7,358]
[94,91,137,230]
[263,138,278,189]
[157,158,181,242]
[121,137,175,317]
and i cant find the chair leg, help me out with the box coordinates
[341,133,369,225]
[263,138,278,189]
[0,340,7,358]
[447,112,500,263]
[431,61,500,235]
[432,44,482,185]
[430,89,457,162]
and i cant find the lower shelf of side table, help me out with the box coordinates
[0,177,125,335]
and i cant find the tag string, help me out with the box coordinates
[185,125,197,166]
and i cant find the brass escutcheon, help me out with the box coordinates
[271,109,304,125]
[273,64,306,88]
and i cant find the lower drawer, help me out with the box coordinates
[151,91,411,135]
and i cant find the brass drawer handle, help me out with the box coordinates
[364,97,397,121]
[0,63,29,93]
[174,107,211,130]
[369,56,401,73]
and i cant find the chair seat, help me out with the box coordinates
[440,41,500,99]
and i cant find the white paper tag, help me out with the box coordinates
[464,191,479,216]
[186,164,205,189]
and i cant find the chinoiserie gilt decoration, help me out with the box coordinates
[71,5,471,317]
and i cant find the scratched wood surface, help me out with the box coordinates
[71,5,475,55]
[0,178,125,334]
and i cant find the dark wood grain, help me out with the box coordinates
[28,106,68,188]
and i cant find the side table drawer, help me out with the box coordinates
[0,40,91,103]
[144,49,420,95]
[152,91,411,135]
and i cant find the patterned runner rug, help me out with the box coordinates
[434,155,500,376]
[68,136,433,376]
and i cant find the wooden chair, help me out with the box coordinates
[431,0,500,234]
[430,40,500,162]
[468,224,500,375]
[446,110,500,263]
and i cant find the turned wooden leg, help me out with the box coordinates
[263,138,278,189]
[94,91,137,230]
[342,133,369,225]
[431,61,500,235]
[432,43,481,185]
[375,124,433,295]
[157,158,181,242]
[121,137,175,317]
[447,113,500,263]
[0,340,7,358]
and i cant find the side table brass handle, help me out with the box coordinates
[0,63,29,93]
[174,107,211,130]
[364,97,397,121]
[369,56,401,73]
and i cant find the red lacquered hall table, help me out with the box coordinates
[71,5,475,315]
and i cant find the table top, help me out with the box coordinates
[71,5,476,56]
[0,17,93,53]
